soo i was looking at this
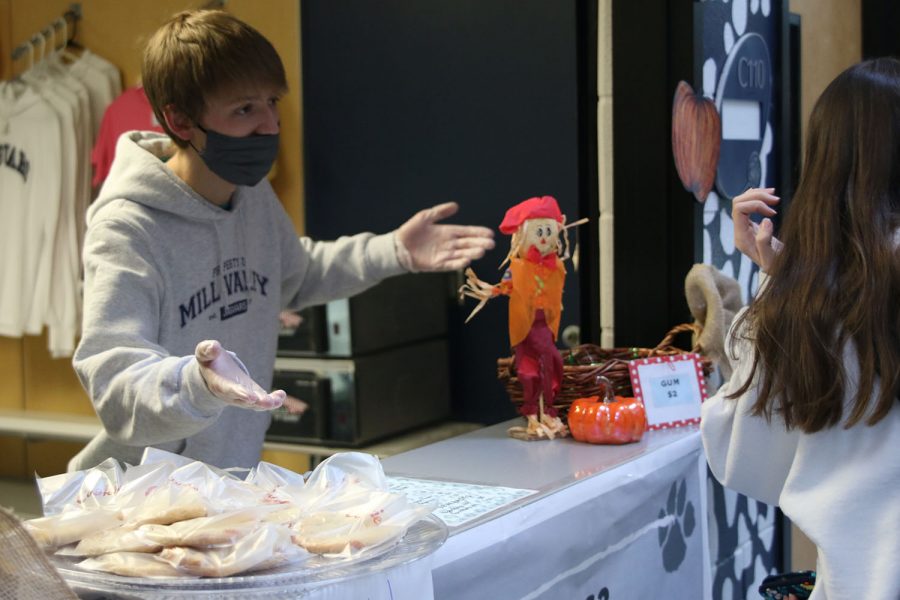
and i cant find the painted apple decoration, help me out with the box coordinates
[568,390,647,445]
[671,80,721,203]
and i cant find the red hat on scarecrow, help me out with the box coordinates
[499,196,563,235]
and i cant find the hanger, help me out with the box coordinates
[37,25,69,77]
[53,18,68,53]
[50,18,77,67]
[25,38,35,71]
[5,5,81,81]
[18,33,48,85]
[49,7,83,65]
[24,26,67,83]
[64,6,85,53]
[32,32,50,70]
[4,36,34,89]
[39,28,54,62]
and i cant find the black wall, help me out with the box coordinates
[611,0,698,349]
[301,0,599,424]
[862,0,900,59]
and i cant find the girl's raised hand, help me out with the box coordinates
[732,187,784,272]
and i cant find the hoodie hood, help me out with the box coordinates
[90,131,237,225]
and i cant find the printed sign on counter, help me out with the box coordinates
[387,476,537,528]
[628,353,707,430]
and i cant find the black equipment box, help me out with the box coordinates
[267,273,453,446]
[267,339,451,446]
[276,272,451,357]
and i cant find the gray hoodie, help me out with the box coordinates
[70,131,404,472]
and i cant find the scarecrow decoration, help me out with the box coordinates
[460,196,586,441]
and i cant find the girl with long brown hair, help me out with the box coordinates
[701,57,900,599]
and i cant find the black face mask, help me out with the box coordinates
[191,125,279,187]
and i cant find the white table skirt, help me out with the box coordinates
[383,420,710,600]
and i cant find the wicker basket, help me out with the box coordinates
[497,323,713,413]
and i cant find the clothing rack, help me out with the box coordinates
[10,3,82,62]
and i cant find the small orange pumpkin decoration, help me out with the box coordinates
[568,377,646,445]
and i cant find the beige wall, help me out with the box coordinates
[0,0,308,477]
[790,0,862,154]
[786,0,861,572]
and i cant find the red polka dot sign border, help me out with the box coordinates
[628,352,708,431]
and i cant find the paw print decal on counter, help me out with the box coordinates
[585,588,610,600]
[658,479,696,572]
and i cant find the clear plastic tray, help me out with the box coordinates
[51,515,448,599]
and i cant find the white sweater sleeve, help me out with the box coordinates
[700,307,800,506]
[275,196,405,311]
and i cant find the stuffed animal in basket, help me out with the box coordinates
[459,196,586,441]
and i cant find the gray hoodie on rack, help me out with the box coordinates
[69,131,404,472]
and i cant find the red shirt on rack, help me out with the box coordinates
[91,86,163,189]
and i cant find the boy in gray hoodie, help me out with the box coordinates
[70,9,494,472]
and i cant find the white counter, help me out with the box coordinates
[382,419,710,600]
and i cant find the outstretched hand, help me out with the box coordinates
[395,202,495,272]
[732,187,784,272]
[195,340,285,411]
